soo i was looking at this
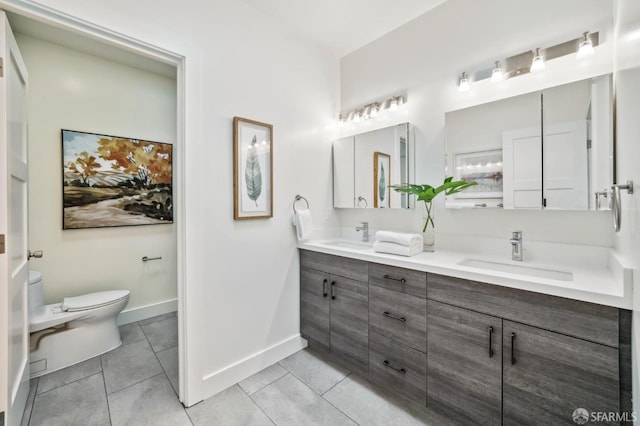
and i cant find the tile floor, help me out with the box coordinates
[22,313,442,425]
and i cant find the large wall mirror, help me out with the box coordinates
[334,122,415,208]
[445,74,613,210]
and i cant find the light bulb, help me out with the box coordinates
[576,32,595,59]
[491,61,504,83]
[370,104,379,118]
[458,72,471,92]
[353,111,361,123]
[530,48,545,73]
[389,98,398,111]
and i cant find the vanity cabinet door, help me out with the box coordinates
[330,276,369,375]
[503,321,619,426]
[300,268,331,351]
[427,301,502,425]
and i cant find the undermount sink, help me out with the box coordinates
[458,258,573,281]
[322,240,372,251]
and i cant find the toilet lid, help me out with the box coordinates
[61,290,130,312]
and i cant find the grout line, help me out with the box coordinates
[237,366,288,397]
[246,375,288,426]
[321,372,351,396]
[99,357,113,426]
[33,371,104,396]
[107,372,166,397]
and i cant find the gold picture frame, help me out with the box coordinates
[233,117,273,220]
[373,151,390,208]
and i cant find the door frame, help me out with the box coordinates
[0,0,190,407]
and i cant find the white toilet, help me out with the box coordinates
[28,270,130,378]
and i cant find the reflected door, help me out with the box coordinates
[502,127,542,209]
[543,121,589,209]
[0,12,30,426]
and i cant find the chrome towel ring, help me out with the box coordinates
[293,195,310,213]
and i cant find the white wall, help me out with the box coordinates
[338,0,615,247]
[3,0,340,406]
[613,0,640,414]
[17,33,178,316]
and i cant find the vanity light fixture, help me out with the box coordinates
[458,72,471,92]
[456,32,599,90]
[576,31,595,59]
[491,61,504,83]
[530,48,545,73]
[338,95,405,126]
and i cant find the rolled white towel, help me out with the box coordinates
[294,209,313,241]
[373,240,422,257]
[375,230,423,247]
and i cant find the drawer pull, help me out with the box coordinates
[331,281,336,300]
[383,274,406,284]
[383,360,407,374]
[488,326,494,358]
[322,279,328,297]
[383,311,407,323]
[510,332,516,365]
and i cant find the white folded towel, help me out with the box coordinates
[373,240,423,257]
[375,230,423,247]
[294,209,313,241]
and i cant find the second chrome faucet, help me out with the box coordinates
[510,231,523,261]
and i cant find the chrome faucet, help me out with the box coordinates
[356,222,369,242]
[510,231,523,261]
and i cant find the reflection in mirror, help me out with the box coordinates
[445,74,613,211]
[333,123,414,208]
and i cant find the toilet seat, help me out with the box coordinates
[30,290,130,333]
[62,290,130,312]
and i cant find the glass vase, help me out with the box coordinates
[421,201,435,252]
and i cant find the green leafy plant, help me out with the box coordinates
[391,177,477,232]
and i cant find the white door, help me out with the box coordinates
[502,126,542,209]
[543,121,589,210]
[0,12,29,426]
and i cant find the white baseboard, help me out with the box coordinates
[117,298,178,325]
[199,334,308,401]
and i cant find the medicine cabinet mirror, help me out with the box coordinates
[445,74,613,210]
[333,122,415,209]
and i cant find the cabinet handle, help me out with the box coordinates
[322,279,328,297]
[488,326,494,358]
[510,332,516,365]
[383,274,406,284]
[331,281,336,300]
[383,311,407,323]
[383,360,407,374]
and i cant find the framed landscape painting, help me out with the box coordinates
[62,129,173,229]
[233,117,273,220]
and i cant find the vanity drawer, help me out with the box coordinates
[300,250,368,282]
[369,284,426,353]
[369,263,426,298]
[368,331,426,404]
[427,273,619,347]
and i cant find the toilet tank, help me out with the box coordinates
[28,270,45,314]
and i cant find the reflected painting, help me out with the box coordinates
[62,129,173,229]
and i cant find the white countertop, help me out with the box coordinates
[298,239,633,309]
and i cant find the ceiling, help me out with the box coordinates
[240,0,448,58]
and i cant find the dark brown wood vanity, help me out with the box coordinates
[299,249,632,426]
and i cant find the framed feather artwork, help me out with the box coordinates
[373,151,390,208]
[233,117,273,220]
